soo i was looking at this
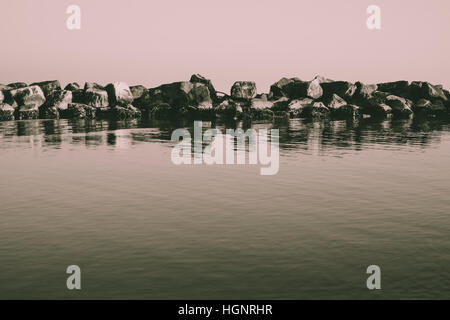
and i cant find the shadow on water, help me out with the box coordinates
[0,117,449,153]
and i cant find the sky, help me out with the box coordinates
[1,0,450,93]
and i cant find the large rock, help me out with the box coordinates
[231,81,257,100]
[111,104,142,119]
[321,81,357,100]
[65,103,96,119]
[385,95,413,117]
[288,98,314,118]
[215,100,243,120]
[269,77,322,100]
[31,80,61,98]
[84,88,109,109]
[190,74,217,101]
[130,85,147,100]
[189,83,213,108]
[40,105,59,119]
[324,94,347,110]
[271,97,290,112]
[45,90,72,110]
[84,82,104,91]
[8,82,27,89]
[105,82,134,106]
[64,82,81,91]
[353,82,378,102]
[251,98,274,110]
[10,85,46,109]
[17,104,40,120]
[410,81,447,101]
[413,99,447,117]
[0,103,15,121]
[310,102,330,118]
[333,104,361,119]
[377,81,410,97]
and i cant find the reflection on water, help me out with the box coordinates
[1,117,450,299]
[0,117,448,153]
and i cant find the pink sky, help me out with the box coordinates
[1,0,450,93]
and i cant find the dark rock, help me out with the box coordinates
[269,77,322,100]
[271,97,290,112]
[84,88,109,109]
[288,98,314,118]
[321,81,357,100]
[64,82,81,91]
[31,80,61,98]
[353,82,378,101]
[84,82,104,91]
[413,99,447,117]
[0,103,15,120]
[150,103,174,119]
[385,95,413,117]
[8,82,28,89]
[310,102,330,118]
[231,81,257,100]
[215,100,243,120]
[333,104,360,119]
[10,85,46,109]
[45,90,72,110]
[410,81,447,101]
[17,105,40,120]
[105,82,134,106]
[190,74,217,101]
[65,103,96,119]
[72,89,86,104]
[40,105,59,119]
[130,85,147,100]
[111,104,142,119]
[377,81,409,97]
[324,94,347,111]
[189,83,213,109]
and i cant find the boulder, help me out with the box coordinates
[251,98,274,110]
[105,82,134,106]
[413,99,447,117]
[231,81,257,100]
[271,97,290,112]
[313,75,333,84]
[190,74,217,101]
[17,104,39,120]
[65,103,96,119]
[130,85,147,100]
[64,82,81,91]
[321,81,357,100]
[269,77,298,99]
[269,77,322,100]
[72,89,86,103]
[45,90,72,110]
[365,103,392,118]
[150,103,174,119]
[385,95,413,117]
[31,80,61,98]
[40,105,59,119]
[215,100,243,120]
[288,98,314,118]
[8,82,27,89]
[0,103,15,121]
[333,104,361,119]
[84,88,109,109]
[376,81,410,97]
[353,82,378,101]
[189,83,213,108]
[10,85,46,109]
[111,104,142,119]
[84,82,104,91]
[324,94,347,110]
[410,81,447,101]
[310,102,330,118]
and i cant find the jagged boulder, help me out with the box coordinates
[189,83,213,109]
[17,105,40,120]
[269,77,322,100]
[310,102,330,118]
[333,104,361,119]
[65,103,96,119]
[111,104,142,119]
[31,80,61,98]
[288,98,314,118]
[84,88,109,109]
[0,103,15,120]
[40,105,59,119]
[64,82,81,91]
[231,81,257,100]
[190,74,217,101]
[324,94,347,110]
[413,99,447,117]
[353,82,378,102]
[377,81,410,97]
[45,90,72,110]
[105,82,134,106]
[321,81,357,100]
[271,97,290,112]
[385,95,413,117]
[84,82,104,91]
[8,82,27,89]
[10,85,46,109]
[410,81,447,101]
[130,85,147,101]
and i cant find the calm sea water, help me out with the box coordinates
[0,117,449,299]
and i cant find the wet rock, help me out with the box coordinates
[269,77,322,100]
[40,105,59,119]
[84,88,109,109]
[190,74,217,101]
[10,85,46,109]
[31,80,61,98]
[321,81,357,100]
[324,94,347,110]
[72,89,86,104]
[410,81,447,101]
[271,97,290,112]
[413,99,447,117]
[84,82,104,91]
[64,82,81,91]
[269,77,298,99]
[251,98,274,110]
[105,82,134,106]
[231,81,257,100]
[45,90,72,110]
[385,95,413,117]
[65,103,96,119]
[353,82,378,101]
[215,100,242,120]
[150,103,174,119]
[333,104,360,119]
[288,98,314,118]
[0,103,15,120]
[17,104,40,120]
[310,102,330,118]
[377,81,410,97]
[365,103,392,118]
[130,85,147,100]
[111,104,142,119]
[8,82,27,89]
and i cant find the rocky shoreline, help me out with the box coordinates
[1,75,449,122]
